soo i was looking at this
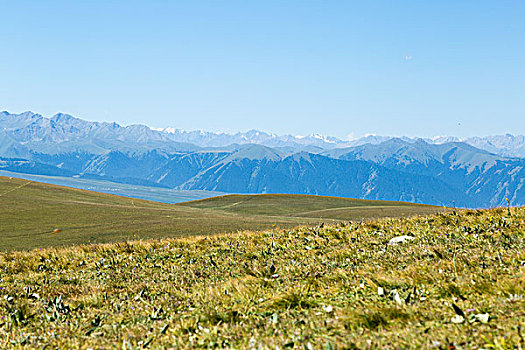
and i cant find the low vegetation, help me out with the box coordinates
[0,176,438,250]
[181,193,438,220]
[0,207,523,348]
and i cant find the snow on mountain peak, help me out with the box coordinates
[1,111,524,158]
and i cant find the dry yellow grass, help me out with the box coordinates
[0,207,523,349]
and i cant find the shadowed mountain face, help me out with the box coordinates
[1,111,524,207]
[174,152,458,204]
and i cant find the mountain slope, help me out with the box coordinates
[1,111,524,207]
[176,152,460,205]
[324,139,525,206]
[1,111,199,154]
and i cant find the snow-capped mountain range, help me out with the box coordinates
[2,110,524,157]
[153,125,525,158]
[1,110,524,207]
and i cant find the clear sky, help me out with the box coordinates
[1,1,524,139]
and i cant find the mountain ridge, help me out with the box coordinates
[3,110,525,157]
[1,110,524,207]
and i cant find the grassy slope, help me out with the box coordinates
[0,177,439,250]
[0,208,523,349]
[0,177,307,250]
[180,193,439,219]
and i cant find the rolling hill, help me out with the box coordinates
[0,176,439,250]
[181,193,439,219]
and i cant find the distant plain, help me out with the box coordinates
[0,170,223,204]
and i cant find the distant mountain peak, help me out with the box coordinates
[0,110,524,207]
[51,113,76,121]
[1,110,525,158]
[19,111,39,117]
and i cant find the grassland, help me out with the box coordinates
[0,176,439,250]
[181,193,439,220]
[0,207,523,349]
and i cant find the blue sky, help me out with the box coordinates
[1,1,524,139]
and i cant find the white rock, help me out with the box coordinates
[432,341,443,348]
[392,289,403,305]
[451,315,465,323]
[475,313,489,323]
[388,235,416,245]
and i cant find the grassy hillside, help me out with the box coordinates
[180,193,439,219]
[0,208,523,348]
[0,176,439,250]
[0,176,306,251]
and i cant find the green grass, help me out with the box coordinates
[0,207,523,348]
[0,176,439,250]
[0,176,307,251]
[181,193,439,218]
